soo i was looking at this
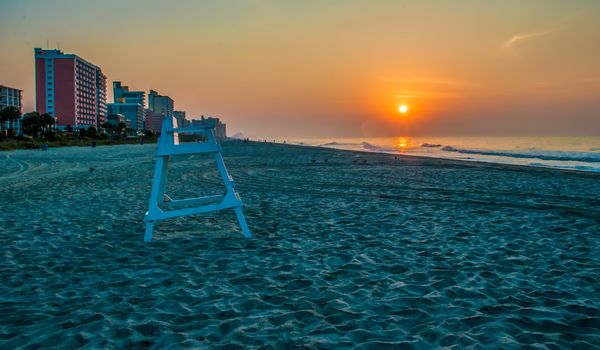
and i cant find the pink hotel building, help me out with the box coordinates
[35,48,107,128]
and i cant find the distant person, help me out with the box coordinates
[140,138,144,145]
[91,140,96,148]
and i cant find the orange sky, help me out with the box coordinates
[1,1,599,137]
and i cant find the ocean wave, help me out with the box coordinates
[441,146,600,163]
[362,142,396,153]
[529,162,600,172]
[421,143,442,148]
[321,141,361,146]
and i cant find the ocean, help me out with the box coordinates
[286,136,600,172]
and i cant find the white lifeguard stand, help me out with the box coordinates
[144,117,251,241]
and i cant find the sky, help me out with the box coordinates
[1,0,599,138]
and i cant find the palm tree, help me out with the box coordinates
[101,122,113,137]
[87,126,97,139]
[40,113,55,132]
[117,122,127,138]
[0,106,21,139]
[22,112,42,138]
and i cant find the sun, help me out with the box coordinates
[398,104,409,114]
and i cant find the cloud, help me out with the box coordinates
[502,29,556,50]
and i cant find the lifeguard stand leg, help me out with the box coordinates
[212,140,251,238]
[144,222,154,242]
[144,156,170,242]
[234,207,251,238]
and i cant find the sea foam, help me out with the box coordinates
[441,146,600,163]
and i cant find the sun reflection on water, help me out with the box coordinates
[395,137,410,152]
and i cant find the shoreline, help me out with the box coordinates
[276,136,600,174]
[266,140,600,177]
[3,137,599,176]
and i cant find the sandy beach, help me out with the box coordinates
[1,141,599,348]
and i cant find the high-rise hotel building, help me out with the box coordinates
[34,48,107,128]
[0,85,23,134]
[0,85,23,113]
[148,90,174,120]
[107,82,145,130]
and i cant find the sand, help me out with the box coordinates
[1,141,599,348]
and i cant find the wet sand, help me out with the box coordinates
[1,141,599,348]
